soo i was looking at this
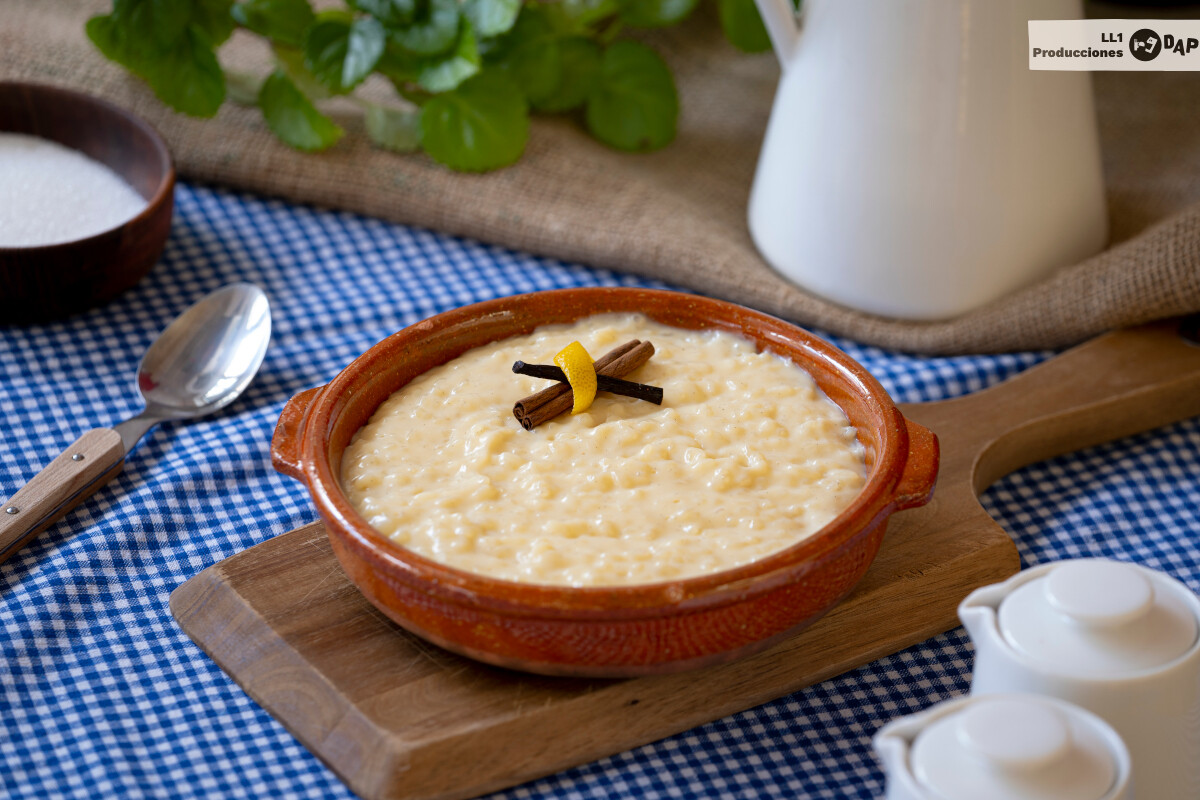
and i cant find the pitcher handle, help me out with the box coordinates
[753,0,803,67]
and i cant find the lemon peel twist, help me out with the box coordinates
[553,341,598,415]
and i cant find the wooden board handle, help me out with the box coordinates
[910,317,1200,493]
[0,428,125,564]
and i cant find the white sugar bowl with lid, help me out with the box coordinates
[959,558,1200,800]
[873,693,1132,800]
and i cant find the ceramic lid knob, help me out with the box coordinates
[1045,561,1153,628]
[998,558,1199,677]
[909,695,1120,800]
[957,699,1070,770]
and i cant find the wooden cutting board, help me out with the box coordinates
[171,317,1200,800]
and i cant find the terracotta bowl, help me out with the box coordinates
[272,288,939,677]
[0,82,175,325]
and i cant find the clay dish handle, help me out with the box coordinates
[272,386,325,481]
[892,416,940,512]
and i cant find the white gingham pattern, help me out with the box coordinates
[2,183,1197,799]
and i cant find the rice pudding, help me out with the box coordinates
[341,314,867,587]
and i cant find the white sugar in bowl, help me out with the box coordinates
[874,693,1132,800]
[960,558,1200,800]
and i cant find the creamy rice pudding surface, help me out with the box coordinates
[341,314,867,587]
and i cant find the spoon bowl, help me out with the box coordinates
[114,284,273,451]
[139,284,273,414]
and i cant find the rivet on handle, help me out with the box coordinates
[72,454,85,462]
[4,507,17,515]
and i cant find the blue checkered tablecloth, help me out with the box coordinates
[2,183,1198,799]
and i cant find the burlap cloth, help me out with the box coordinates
[4,0,1198,353]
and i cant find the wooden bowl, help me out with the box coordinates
[272,289,940,677]
[0,82,174,324]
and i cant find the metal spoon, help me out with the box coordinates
[0,283,272,565]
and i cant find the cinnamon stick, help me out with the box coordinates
[513,339,640,419]
[512,362,663,405]
[513,340,657,430]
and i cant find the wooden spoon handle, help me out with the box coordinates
[905,317,1200,493]
[0,428,125,565]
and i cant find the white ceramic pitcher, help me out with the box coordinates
[874,694,1132,800]
[960,559,1200,800]
[748,0,1108,320]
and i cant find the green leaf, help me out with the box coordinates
[717,0,771,52]
[490,8,603,111]
[98,0,234,50]
[88,14,226,117]
[389,0,460,57]
[346,17,387,84]
[421,71,528,171]
[302,17,353,91]
[617,0,698,28]
[533,37,600,113]
[304,15,386,93]
[114,0,190,48]
[351,0,417,27]
[87,14,145,72]
[462,0,519,38]
[585,40,676,151]
[416,19,480,93]
[364,103,422,152]
[88,0,188,77]
[540,0,621,33]
[258,70,344,150]
[154,25,227,116]
[272,43,331,99]
[192,0,236,45]
[232,0,314,47]
[376,43,421,88]
[489,7,559,105]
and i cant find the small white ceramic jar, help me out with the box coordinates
[960,559,1200,800]
[874,693,1133,800]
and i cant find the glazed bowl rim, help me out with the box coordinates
[290,288,916,619]
[0,80,175,254]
